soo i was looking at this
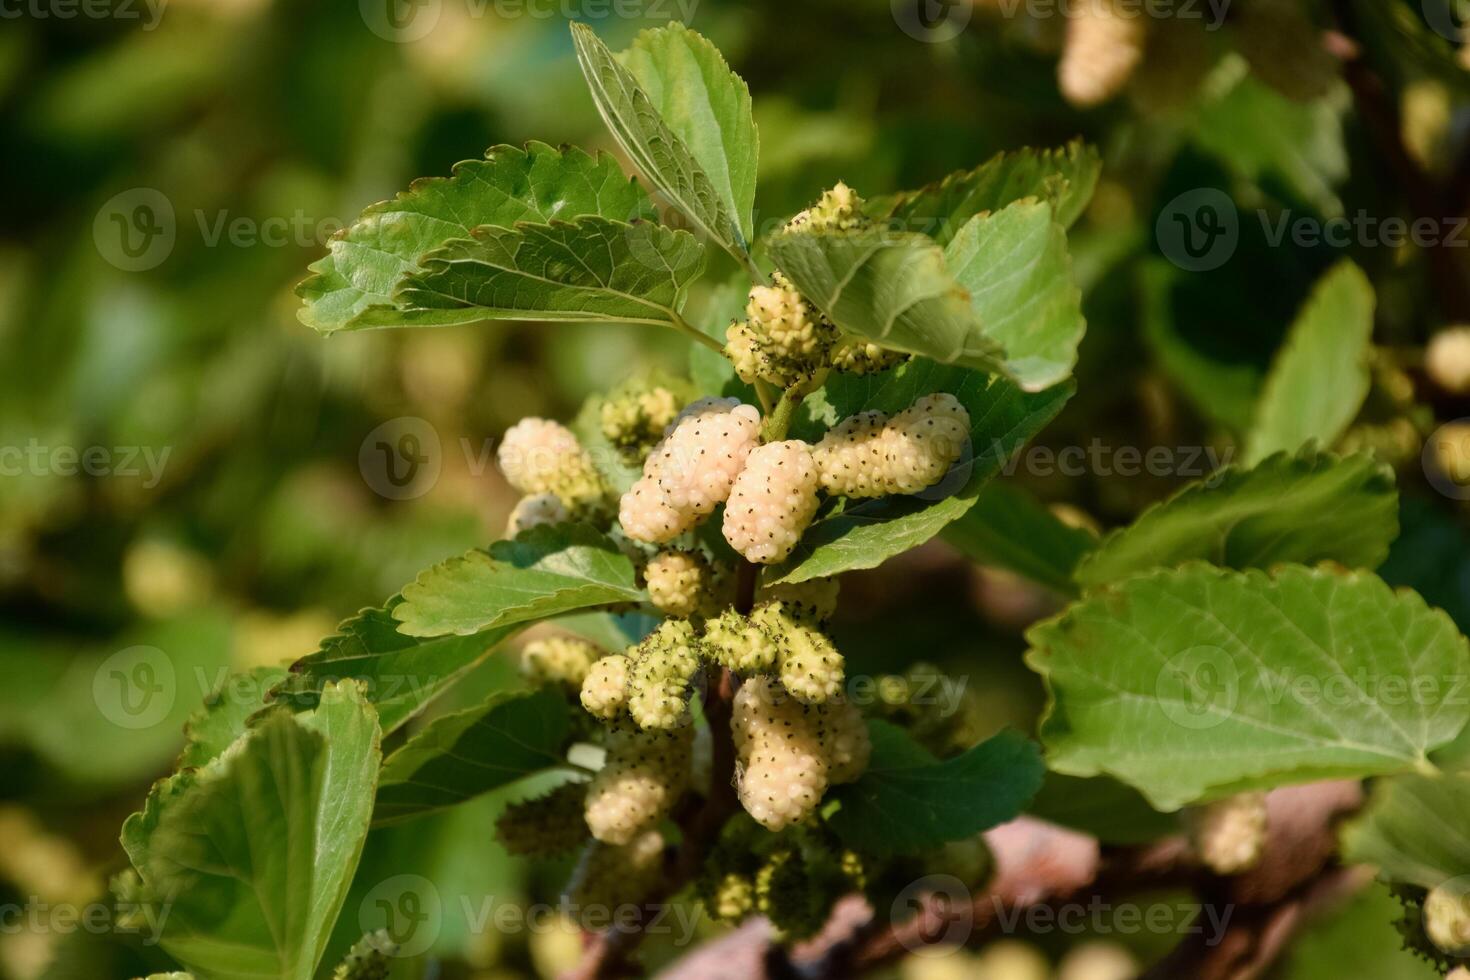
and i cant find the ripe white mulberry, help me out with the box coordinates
[626,620,703,730]
[815,696,870,783]
[584,724,692,845]
[494,782,589,856]
[1427,326,1470,395]
[1186,792,1267,875]
[520,636,602,691]
[814,393,970,498]
[1425,881,1470,956]
[732,676,829,830]
[644,550,718,618]
[725,273,837,387]
[1058,0,1148,108]
[580,654,631,721]
[618,399,761,544]
[564,829,665,924]
[505,493,569,537]
[722,440,821,564]
[703,609,780,673]
[497,418,608,513]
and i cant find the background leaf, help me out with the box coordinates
[297,142,650,333]
[393,524,644,637]
[1246,261,1376,464]
[1028,564,1470,810]
[1073,450,1400,589]
[828,722,1045,856]
[942,481,1095,596]
[945,199,1086,390]
[1341,772,1470,890]
[373,688,572,825]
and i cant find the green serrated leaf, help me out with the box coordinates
[772,360,1071,584]
[393,524,644,638]
[877,140,1101,242]
[1247,260,1376,464]
[828,722,1045,856]
[1026,773,1179,845]
[373,689,572,826]
[1341,772,1470,891]
[271,600,519,735]
[1073,449,1399,589]
[297,142,651,333]
[943,481,1095,596]
[372,216,704,329]
[688,278,753,399]
[571,22,754,261]
[945,199,1086,391]
[179,665,291,769]
[119,681,381,980]
[1028,564,1470,811]
[769,228,1013,381]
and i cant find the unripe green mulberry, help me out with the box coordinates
[732,676,828,830]
[1425,882,1470,956]
[584,724,692,845]
[580,654,631,720]
[521,636,602,691]
[564,829,665,925]
[497,418,608,514]
[703,609,780,673]
[696,818,764,923]
[754,848,831,940]
[786,181,869,233]
[332,931,395,980]
[495,782,589,856]
[724,273,838,387]
[600,384,681,457]
[752,604,845,704]
[505,493,569,537]
[758,576,840,626]
[1058,0,1148,108]
[722,440,821,564]
[627,619,703,730]
[618,399,762,543]
[644,550,717,618]
[1186,792,1267,875]
[830,336,908,376]
[813,393,970,498]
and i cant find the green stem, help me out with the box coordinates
[754,379,777,415]
[669,311,724,355]
[761,370,826,442]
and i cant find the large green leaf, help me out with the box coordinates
[1276,881,1442,980]
[371,216,704,329]
[119,681,380,980]
[571,22,754,261]
[374,689,573,825]
[271,600,519,735]
[1341,772,1470,890]
[1073,450,1399,589]
[1246,261,1376,464]
[393,523,644,637]
[179,665,290,769]
[828,722,1045,856]
[1028,564,1470,811]
[942,481,1095,596]
[297,142,651,333]
[878,140,1101,242]
[768,228,1011,381]
[771,360,1071,584]
[945,199,1086,391]
[1026,773,1179,845]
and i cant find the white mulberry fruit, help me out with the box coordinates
[1058,0,1148,108]
[618,399,761,544]
[703,609,780,673]
[815,697,870,784]
[580,654,631,720]
[814,393,970,498]
[785,182,869,233]
[644,550,717,618]
[564,829,665,924]
[1426,881,1470,956]
[494,782,588,856]
[505,493,569,537]
[732,676,828,830]
[520,636,602,691]
[723,440,821,564]
[1186,792,1267,874]
[830,336,908,376]
[584,725,692,845]
[497,418,608,513]
[750,603,845,704]
[758,576,840,625]
[724,274,837,387]
[626,620,703,730]
[1427,326,1470,395]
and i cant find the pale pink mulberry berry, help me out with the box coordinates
[1059,0,1148,108]
[722,440,820,564]
[497,418,607,512]
[731,677,828,831]
[505,493,569,537]
[584,725,692,845]
[813,393,970,498]
[1186,792,1267,875]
